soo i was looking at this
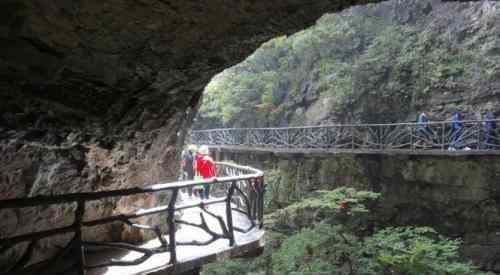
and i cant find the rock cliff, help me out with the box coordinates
[215,149,500,272]
[0,0,383,267]
[195,0,500,128]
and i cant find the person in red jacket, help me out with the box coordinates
[195,145,215,199]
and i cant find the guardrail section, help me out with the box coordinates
[191,119,500,151]
[0,162,265,275]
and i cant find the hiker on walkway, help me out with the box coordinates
[416,112,432,147]
[181,145,196,197]
[483,111,496,148]
[449,111,463,150]
[195,145,216,200]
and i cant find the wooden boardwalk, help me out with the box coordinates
[88,197,265,275]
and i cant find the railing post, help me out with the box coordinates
[245,129,249,146]
[409,125,414,150]
[477,121,482,150]
[74,200,86,275]
[441,122,446,151]
[238,129,243,146]
[226,182,236,246]
[258,176,265,229]
[325,126,330,149]
[378,127,382,150]
[168,189,179,265]
[351,126,355,150]
[208,131,213,145]
[286,128,290,148]
[253,184,258,221]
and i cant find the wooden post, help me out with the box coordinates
[351,126,355,150]
[168,189,179,264]
[324,127,329,149]
[208,131,213,145]
[74,200,86,275]
[246,129,250,146]
[286,128,290,148]
[477,121,482,150]
[410,125,414,150]
[226,182,236,246]
[441,122,446,151]
[378,127,382,150]
[258,177,265,229]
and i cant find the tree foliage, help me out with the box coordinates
[363,227,485,275]
[290,187,380,215]
[195,1,499,128]
[271,224,488,275]
[202,187,488,275]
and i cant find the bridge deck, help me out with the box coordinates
[88,193,265,275]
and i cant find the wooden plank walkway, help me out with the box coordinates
[0,162,265,275]
[87,195,264,275]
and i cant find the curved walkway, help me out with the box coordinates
[0,162,265,275]
[89,195,264,275]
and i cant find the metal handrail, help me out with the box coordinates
[0,162,262,209]
[190,119,500,151]
[0,162,265,275]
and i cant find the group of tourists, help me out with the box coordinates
[416,110,497,150]
[181,145,215,199]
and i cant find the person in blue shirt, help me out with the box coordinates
[483,111,496,149]
[450,111,463,150]
[416,112,432,147]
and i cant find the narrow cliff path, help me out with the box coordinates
[88,191,264,275]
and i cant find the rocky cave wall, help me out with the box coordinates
[0,0,389,267]
[215,149,500,272]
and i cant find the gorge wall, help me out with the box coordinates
[195,0,500,129]
[0,0,386,267]
[215,148,500,272]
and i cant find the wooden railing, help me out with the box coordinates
[191,119,500,151]
[0,162,265,275]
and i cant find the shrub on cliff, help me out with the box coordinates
[362,226,487,275]
[271,224,488,275]
[266,187,379,234]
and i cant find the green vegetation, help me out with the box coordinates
[202,187,487,275]
[289,187,380,215]
[269,224,486,275]
[199,1,499,273]
[364,227,482,275]
[195,1,499,128]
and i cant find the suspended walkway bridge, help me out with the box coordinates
[0,162,265,275]
[191,119,500,155]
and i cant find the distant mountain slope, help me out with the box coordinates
[195,0,500,129]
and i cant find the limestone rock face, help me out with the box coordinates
[217,149,500,272]
[0,0,386,267]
